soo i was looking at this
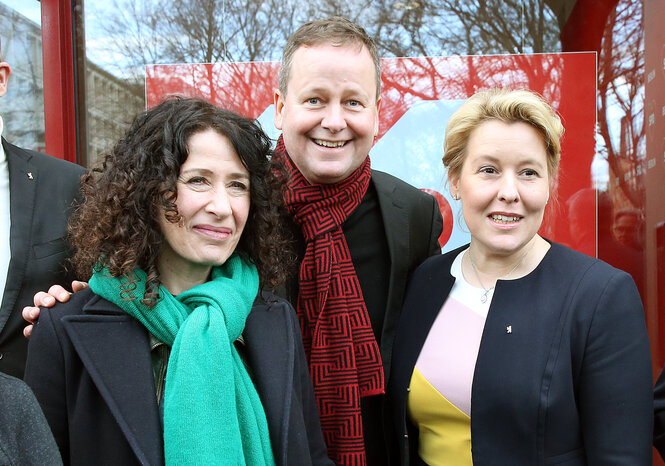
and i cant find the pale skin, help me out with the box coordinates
[0,58,10,98]
[23,130,251,337]
[273,43,380,185]
[448,120,553,287]
[23,282,88,337]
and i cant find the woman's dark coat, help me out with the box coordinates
[24,288,331,466]
[388,242,653,465]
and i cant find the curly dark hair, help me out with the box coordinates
[69,96,295,305]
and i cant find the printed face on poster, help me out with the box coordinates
[146,52,596,254]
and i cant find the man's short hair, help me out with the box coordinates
[278,16,381,100]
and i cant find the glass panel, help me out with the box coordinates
[146,52,596,255]
[595,0,646,298]
[0,0,44,151]
[82,0,660,362]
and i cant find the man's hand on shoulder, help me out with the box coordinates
[22,281,89,338]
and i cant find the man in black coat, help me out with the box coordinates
[271,17,442,464]
[0,51,84,378]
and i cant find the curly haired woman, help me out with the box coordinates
[24,96,331,466]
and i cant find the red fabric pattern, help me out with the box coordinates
[273,136,384,465]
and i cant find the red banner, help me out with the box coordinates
[146,53,596,252]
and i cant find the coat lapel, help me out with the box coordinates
[0,139,36,331]
[242,297,293,465]
[62,295,163,465]
[371,171,410,369]
[393,253,458,390]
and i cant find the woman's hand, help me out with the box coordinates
[22,281,89,337]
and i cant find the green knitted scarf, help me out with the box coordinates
[89,254,275,466]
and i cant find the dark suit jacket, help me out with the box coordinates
[0,138,84,378]
[360,170,443,379]
[389,242,653,465]
[0,372,62,465]
[273,169,443,464]
[24,288,331,466]
[653,367,665,457]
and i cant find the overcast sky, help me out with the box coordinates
[0,0,40,23]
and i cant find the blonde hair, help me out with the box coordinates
[443,88,564,180]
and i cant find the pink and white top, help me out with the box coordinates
[413,248,491,416]
[407,249,493,464]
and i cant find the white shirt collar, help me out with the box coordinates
[0,115,5,164]
[0,114,10,300]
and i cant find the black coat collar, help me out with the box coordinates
[62,293,163,465]
[63,291,298,465]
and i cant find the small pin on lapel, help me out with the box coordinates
[506,325,512,334]
[27,172,34,180]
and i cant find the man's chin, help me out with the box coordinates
[303,167,354,185]
[303,157,371,185]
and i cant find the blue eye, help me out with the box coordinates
[479,166,497,174]
[307,98,319,104]
[520,167,543,178]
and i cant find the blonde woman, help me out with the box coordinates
[388,89,652,465]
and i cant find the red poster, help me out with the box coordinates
[146,53,596,253]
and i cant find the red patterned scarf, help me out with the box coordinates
[273,135,384,465]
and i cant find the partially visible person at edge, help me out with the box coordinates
[23,97,331,465]
[23,17,444,465]
[387,88,653,465]
[652,364,665,459]
[0,43,85,378]
[0,371,62,464]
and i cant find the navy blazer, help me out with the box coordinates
[24,288,331,466]
[652,366,665,458]
[389,242,653,465]
[0,138,84,378]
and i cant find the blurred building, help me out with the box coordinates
[0,2,143,167]
[85,61,143,167]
